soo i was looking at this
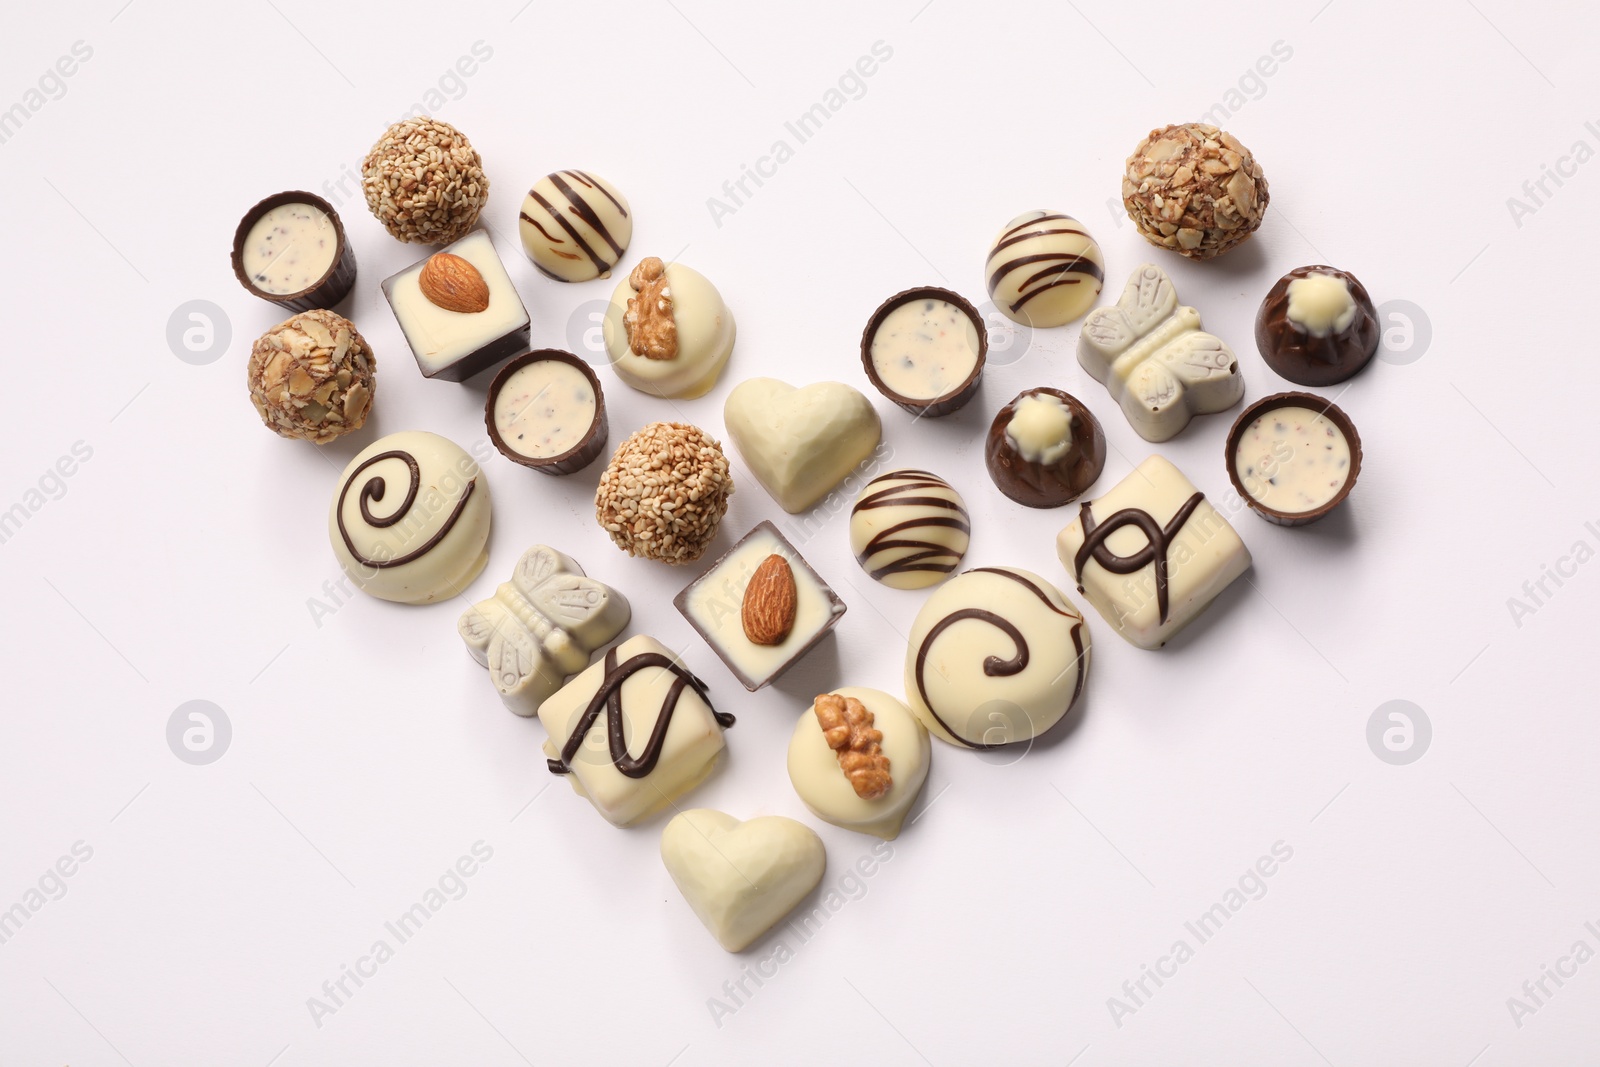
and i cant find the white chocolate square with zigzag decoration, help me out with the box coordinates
[540,635,735,828]
[458,545,630,717]
[1077,263,1244,442]
[1056,456,1251,650]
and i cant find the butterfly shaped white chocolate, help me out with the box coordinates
[1077,263,1244,442]
[458,545,631,717]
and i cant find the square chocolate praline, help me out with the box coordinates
[381,229,530,382]
[674,521,847,691]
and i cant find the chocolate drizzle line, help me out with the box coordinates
[986,214,1105,314]
[1072,492,1204,625]
[913,568,1084,749]
[853,470,970,581]
[547,647,734,779]
[335,450,477,570]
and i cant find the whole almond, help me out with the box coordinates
[419,253,491,313]
[742,554,797,646]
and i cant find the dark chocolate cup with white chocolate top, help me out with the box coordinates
[860,286,987,418]
[985,387,1106,508]
[485,350,608,476]
[1225,391,1362,527]
[231,190,356,312]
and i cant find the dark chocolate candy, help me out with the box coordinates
[1255,265,1379,387]
[984,388,1105,508]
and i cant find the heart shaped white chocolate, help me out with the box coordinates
[660,809,826,952]
[723,378,882,513]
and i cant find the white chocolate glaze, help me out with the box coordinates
[985,210,1105,327]
[241,202,338,295]
[328,431,492,605]
[457,545,631,717]
[868,298,981,400]
[1285,272,1357,337]
[660,809,825,953]
[723,379,881,514]
[1078,264,1244,442]
[492,358,596,460]
[386,230,529,376]
[1056,455,1250,650]
[849,469,970,590]
[518,170,631,283]
[678,524,845,691]
[1233,405,1352,513]
[1006,392,1075,465]
[540,635,731,828]
[902,567,1090,748]
[787,687,930,840]
[602,261,735,399]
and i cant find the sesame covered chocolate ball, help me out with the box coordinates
[361,117,488,246]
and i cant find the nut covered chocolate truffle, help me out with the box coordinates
[1123,122,1268,260]
[595,422,733,564]
[247,310,374,443]
[1255,265,1380,386]
[362,117,488,246]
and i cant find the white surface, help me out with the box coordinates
[1,2,1596,1064]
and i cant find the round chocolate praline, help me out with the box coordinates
[230,190,356,312]
[1255,265,1380,387]
[984,388,1105,508]
[1224,391,1363,527]
[485,350,608,476]
[860,286,987,418]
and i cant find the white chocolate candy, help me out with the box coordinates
[491,358,596,460]
[602,258,735,399]
[240,202,338,295]
[849,469,970,590]
[518,170,632,283]
[675,521,846,691]
[540,635,733,827]
[1007,392,1075,465]
[1056,455,1251,650]
[1078,263,1244,442]
[1233,405,1353,514]
[723,379,882,514]
[867,298,981,400]
[903,567,1090,748]
[328,431,492,605]
[1285,273,1357,337]
[984,211,1105,327]
[787,688,930,839]
[660,809,825,953]
[383,230,530,381]
[458,545,631,717]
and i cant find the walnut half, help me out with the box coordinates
[814,693,892,800]
[623,256,678,360]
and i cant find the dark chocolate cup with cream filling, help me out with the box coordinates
[1225,391,1362,527]
[485,350,608,476]
[860,286,987,418]
[230,190,357,312]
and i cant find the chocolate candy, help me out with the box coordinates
[903,567,1090,748]
[247,310,374,444]
[849,469,970,590]
[540,635,735,827]
[1079,263,1244,442]
[457,545,631,716]
[485,350,607,475]
[787,688,930,840]
[660,809,825,952]
[328,431,492,605]
[1056,455,1250,649]
[723,379,882,514]
[381,230,531,382]
[362,118,487,246]
[518,170,631,282]
[1226,392,1363,526]
[860,287,986,417]
[594,422,733,565]
[1122,122,1268,260]
[984,211,1105,327]
[984,388,1106,508]
[1255,265,1380,386]
[231,191,356,311]
[675,521,847,692]
[601,257,735,399]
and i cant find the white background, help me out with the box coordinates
[2,0,1596,1063]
